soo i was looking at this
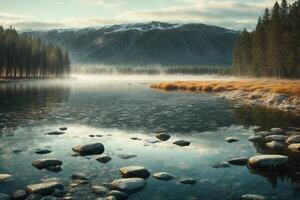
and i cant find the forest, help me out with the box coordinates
[232,0,300,78]
[0,26,70,78]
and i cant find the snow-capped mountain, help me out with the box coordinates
[25,21,237,66]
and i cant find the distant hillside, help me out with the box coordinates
[25,21,237,67]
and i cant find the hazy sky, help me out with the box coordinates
[0,0,293,30]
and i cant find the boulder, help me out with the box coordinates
[120,166,150,179]
[108,190,129,200]
[265,135,288,142]
[270,128,284,135]
[227,157,248,166]
[96,156,112,163]
[248,155,288,169]
[173,140,190,146]
[0,174,12,182]
[286,135,300,144]
[26,182,64,195]
[72,143,104,156]
[179,178,197,185]
[155,133,171,141]
[248,135,263,142]
[32,158,63,170]
[110,178,146,193]
[265,141,285,150]
[152,172,174,181]
[13,190,27,199]
[288,143,300,153]
[225,137,239,143]
[241,194,267,200]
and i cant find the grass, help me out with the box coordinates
[151,79,300,97]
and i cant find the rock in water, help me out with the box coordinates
[46,131,65,135]
[248,135,263,142]
[35,149,52,154]
[265,135,288,142]
[227,157,248,166]
[179,178,197,185]
[32,158,63,170]
[108,190,129,200]
[286,135,300,144]
[72,143,105,156]
[0,174,12,182]
[155,133,171,141]
[110,178,146,193]
[71,173,88,180]
[225,137,239,143]
[117,154,137,159]
[96,155,112,163]
[120,166,150,179]
[0,193,10,200]
[96,196,117,200]
[59,127,67,131]
[26,182,64,195]
[266,141,285,150]
[173,140,190,146]
[13,190,27,199]
[248,155,288,169]
[153,172,174,181]
[241,194,267,200]
[288,143,300,152]
[270,128,284,135]
[91,185,109,196]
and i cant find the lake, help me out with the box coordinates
[1,75,300,200]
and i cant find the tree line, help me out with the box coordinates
[0,26,70,78]
[232,0,300,78]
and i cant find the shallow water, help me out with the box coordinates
[1,75,300,200]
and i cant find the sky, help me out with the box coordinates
[0,0,295,30]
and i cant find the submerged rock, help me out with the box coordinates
[248,155,288,169]
[110,178,146,193]
[0,193,10,200]
[212,161,231,168]
[225,137,239,143]
[13,190,27,199]
[173,140,190,146]
[179,178,197,185]
[248,135,263,142]
[266,141,285,150]
[108,190,129,200]
[153,172,174,181]
[91,185,109,196]
[26,182,64,195]
[265,135,288,142]
[286,135,300,144]
[35,149,52,155]
[270,128,284,135]
[71,173,88,180]
[288,143,300,152]
[46,131,65,136]
[120,166,150,179]
[72,143,104,156]
[117,154,137,160]
[32,158,63,170]
[25,194,42,200]
[155,133,171,141]
[0,174,12,182]
[96,155,112,163]
[241,194,267,200]
[228,157,248,166]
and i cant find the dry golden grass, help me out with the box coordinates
[151,80,300,97]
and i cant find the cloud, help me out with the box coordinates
[79,0,121,9]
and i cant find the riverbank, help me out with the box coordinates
[151,79,300,115]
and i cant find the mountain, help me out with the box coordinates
[25,21,237,66]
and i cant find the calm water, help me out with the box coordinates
[1,75,300,200]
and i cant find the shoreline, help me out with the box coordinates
[0,77,75,84]
[151,80,300,115]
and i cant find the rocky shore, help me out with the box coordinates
[151,80,300,115]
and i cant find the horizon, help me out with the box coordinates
[0,0,296,31]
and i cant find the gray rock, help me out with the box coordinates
[173,140,190,146]
[71,173,88,180]
[96,156,112,163]
[46,131,65,135]
[117,154,137,160]
[72,143,104,156]
[225,137,239,143]
[25,194,42,200]
[256,131,272,137]
[91,185,109,196]
[179,178,197,185]
[108,190,129,200]
[35,150,52,155]
[0,193,10,200]
[32,158,63,170]
[286,135,300,144]
[266,141,285,150]
[265,135,288,142]
[241,194,267,200]
[288,143,300,152]
[26,182,64,195]
[110,178,146,193]
[120,166,150,179]
[248,135,263,142]
[248,155,288,169]
[0,174,12,182]
[270,128,284,135]
[153,172,174,181]
[155,133,170,141]
[212,161,231,168]
[13,190,27,199]
[228,157,248,166]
